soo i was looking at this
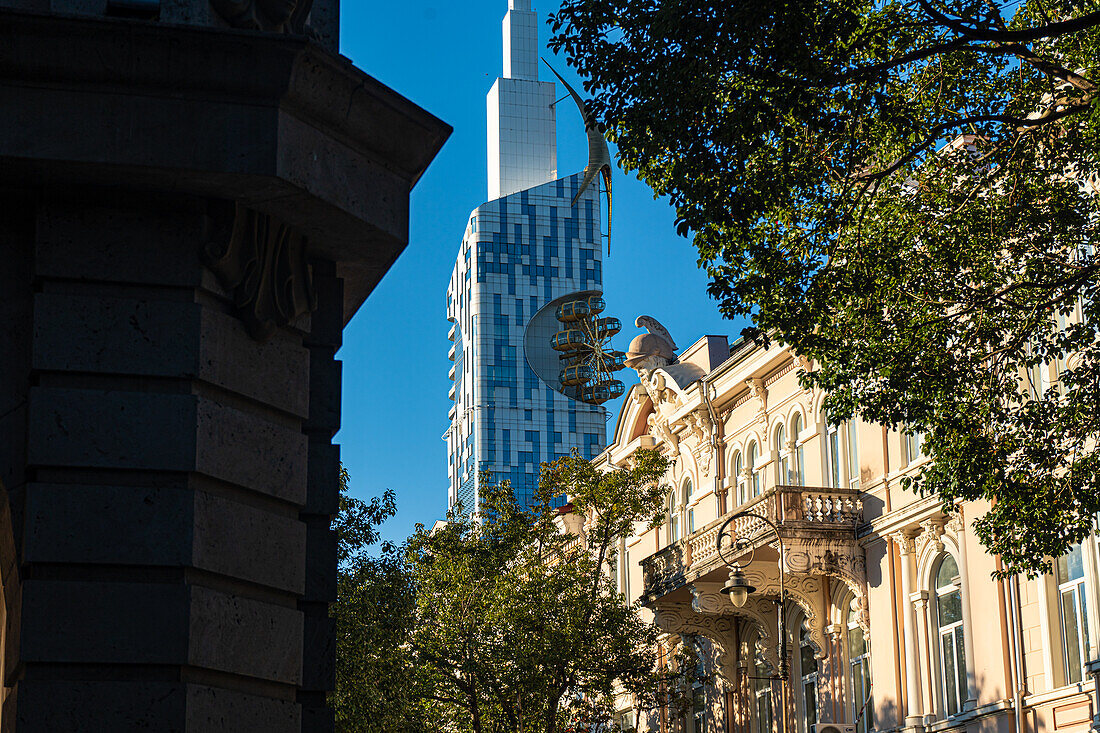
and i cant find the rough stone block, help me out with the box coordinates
[35,202,206,287]
[192,490,306,594]
[302,520,336,603]
[198,306,310,418]
[304,441,340,516]
[305,352,341,436]
[14,680,185,732]
[32,293,201,377]
[301,701,336,733]
[300,604,335,692]
[188,585,302,685]
[20,580,189,664]
[186,684,301,733]
[195,398,307,504]
[28,389,198,472]
[23,483,192,566]
[304,273,342,349]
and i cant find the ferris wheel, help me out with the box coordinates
[550,294,626,405]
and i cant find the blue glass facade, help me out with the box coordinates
[446,174,607,511]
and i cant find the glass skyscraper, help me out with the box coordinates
[445,0,607,512]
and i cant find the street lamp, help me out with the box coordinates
[721,562,756,608]
[716,510,790,682]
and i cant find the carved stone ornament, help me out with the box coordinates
[746,377,767,419]
[891,530,918,557]
[784,537,870,635]
[685,409,715,477]
[210,0,313,33]
[945,509,965,538]
[917,517,947,558]
[655,600,775,683]
[203,201,318,341]
[743,570,828,659]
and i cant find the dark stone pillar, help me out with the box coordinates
[0,6,449,731]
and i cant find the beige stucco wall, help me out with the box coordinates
[599,333,1099,733]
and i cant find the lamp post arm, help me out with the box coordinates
[715,508,791,681]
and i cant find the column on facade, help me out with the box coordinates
[911,591,935,722]
[948,513,979,710]
[893,531,925,728]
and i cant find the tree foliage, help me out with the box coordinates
[332,468,435,732]
[404,449,683,733]
[550,0,1100,575]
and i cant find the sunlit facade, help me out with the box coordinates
[598,328,1100,733]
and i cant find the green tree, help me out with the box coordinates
[331,468,435,732]
[550,0,1100,575]
[405,450,683,733]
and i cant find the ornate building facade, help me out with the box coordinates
[597,320,1100,733]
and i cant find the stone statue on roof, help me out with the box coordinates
[624,315,678,372]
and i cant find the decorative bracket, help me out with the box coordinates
[210,0,314,33]
[202,201,318,342]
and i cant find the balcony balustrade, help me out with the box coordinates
[640,485,863,601]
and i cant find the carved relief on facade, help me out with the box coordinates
[203,201,318,341]
[741,570,828,659]
[784,536,869,634]
[210,0,313,33]
[917,517,947,558]
[745,377,768,423]
[945,509,965,538]
[654,602,741,684]
[684,408,716,477]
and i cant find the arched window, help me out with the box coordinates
[669,491,680,544]
[776,423,789,485]
[934,554,967,716]
[755,654,774,733]
[849,604,873,733]
[732,451,744,505]
[799,622,819,732]
[748,442,761,497]
[1056,544,1090,684]
[791,413,805,486]
[683,478,695,534]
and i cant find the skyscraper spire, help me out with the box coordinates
[487,0,556,200]
[503,0,537,80]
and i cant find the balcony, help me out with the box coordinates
[641,485,863,603]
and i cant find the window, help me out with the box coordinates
[934,555,967,716]
[669,492,680,544]
[683,479,694,534]
[826,418,843,489]
[791,413,805,486]
[755,655,774,733]
[905,431,924,465]
[800,622,819,732]
[847,421,860,488]
[733,451,745,504]
[748,442,762,497]
[849,605,873,733]
[1056,544,1090,684]
[776,423,789,485]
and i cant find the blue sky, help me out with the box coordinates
[337,1,743,544]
